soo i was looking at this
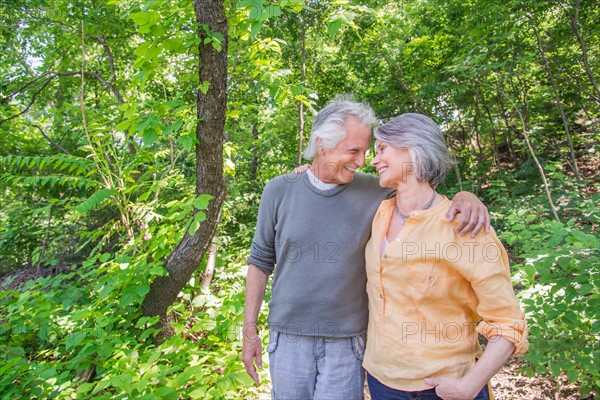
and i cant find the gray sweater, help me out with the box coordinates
[248,172,392,337]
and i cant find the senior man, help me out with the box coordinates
[242,98,489,400]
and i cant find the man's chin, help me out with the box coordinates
[340,173,356,184]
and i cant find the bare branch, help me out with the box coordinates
[96,35,117,84]
[55,70,124,103]
[11,44,37,77]
[1,70,127,125]
[90,71,124,104]
[5,72,52,100]
[32,124,72,155]
[0,76,55,125]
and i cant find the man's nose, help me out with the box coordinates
[356,153,366,168]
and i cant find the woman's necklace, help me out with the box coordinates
[394,190,437,220]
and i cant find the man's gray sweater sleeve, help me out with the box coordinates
[247,181,277,276]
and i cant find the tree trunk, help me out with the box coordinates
[297,17,307,166]
[202,244,218,289]
[564,0,600,102]
[479,91,500,168]
[142,0,228,322]
[250,122,259,180]
[497,81,561,222]
[532,24,581,183]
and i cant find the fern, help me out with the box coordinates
[72,188,118,213]
[2,174,97,191]
[2,155,93,175]
[1,154,99,191]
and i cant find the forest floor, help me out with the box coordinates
[489,359,595,400]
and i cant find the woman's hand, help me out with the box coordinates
[424,377,480,400]
[447,191,491,237]
[425,337,515,400]
[294,164,310,174]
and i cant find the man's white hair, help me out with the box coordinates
[303,96,378,160]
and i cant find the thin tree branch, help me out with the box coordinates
[56,70,124,103]
[5,72,52,100]
[0,70,126,125]
[11,44,37,77]
[0,77,55,125]
[556,0,600,101]
[32,124,72,155]
[35,205,53,272]
[96,35,117,84]
[527,13,582,183]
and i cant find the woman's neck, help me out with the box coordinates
[394,181,437,215]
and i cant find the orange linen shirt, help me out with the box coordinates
[363,197,528,391]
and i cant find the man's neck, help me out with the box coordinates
[307,168,339,190]
[309,163,329,183]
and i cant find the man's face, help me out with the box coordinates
[315,116,371,184]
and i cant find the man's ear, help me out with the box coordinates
[316,137,325,154]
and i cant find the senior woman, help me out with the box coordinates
[363,113,528,400]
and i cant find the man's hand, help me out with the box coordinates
[241,329,262,385]
[242,265,268,385]
[447,191,490,237]
[424,377,480,400]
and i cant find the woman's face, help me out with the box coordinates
[370,140,416,188]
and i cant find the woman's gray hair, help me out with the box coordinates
[374,113,455,186]
[303,96,378,160]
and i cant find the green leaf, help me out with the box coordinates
[136,118,152,132]
[73,189,117,213]
[235,371,256,385]
[249,4,263,20]
[115,120,131,131]
[162,119,184,135]
[143,130,159,146]
[548,362,561,377]
[136,284,150,298]
[65,331,87,350]
[180,134,195,150]
[524,264,536,281]
[0,290,19,300]
[557,257,570,268]
[188,220,200,235]
[328,20,343,36]
[578,284,594,296]
[130,11,161,33]
[566,368,578,382]
[250,21,263,40]
[266,5,281,18]
[188,388,207,399]
[199,81,211,95]
[154,387,179,399]
[193,194,213,210]
[164,37,185,52]
[194,211,206,222]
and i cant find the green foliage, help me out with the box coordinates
[0,228,267,398]
[497,194,600,395]
[2,0,600,397]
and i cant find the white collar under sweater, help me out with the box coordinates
[306,168,339,191]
